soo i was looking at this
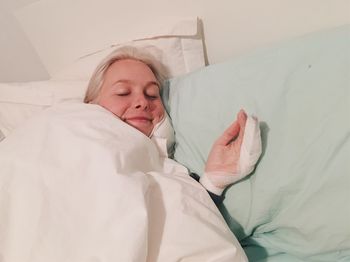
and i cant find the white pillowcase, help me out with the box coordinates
[52,37,205,81]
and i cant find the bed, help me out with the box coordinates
[0,11,349,262]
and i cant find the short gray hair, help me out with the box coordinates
[84,46,168,103]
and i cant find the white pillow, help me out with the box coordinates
[0,30,205,137]
[52,36,205,81]
[51,37,205,80]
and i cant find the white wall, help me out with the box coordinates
[196,0,350,63]
[0,0,49,82]
[1,0,349,82]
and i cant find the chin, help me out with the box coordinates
[131,125,151,136]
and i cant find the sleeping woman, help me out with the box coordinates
[84,46,262,204]
[0,46,262,262]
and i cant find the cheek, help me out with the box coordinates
[99,97,128,118]
[154,102,165,120]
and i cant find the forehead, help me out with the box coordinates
[104,59,158,84]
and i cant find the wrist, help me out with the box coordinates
[200,173,226,195]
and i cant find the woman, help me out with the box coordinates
[0,46,261,262]
[83,46,262,202]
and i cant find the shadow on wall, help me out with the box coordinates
[197,18,209,66]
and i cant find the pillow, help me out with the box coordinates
[0,81,87,137]
[51,36,205,81]
[165,24,350,261]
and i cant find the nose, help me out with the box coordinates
[134,95,149,110]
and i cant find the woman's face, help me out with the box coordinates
[95,59,165,136]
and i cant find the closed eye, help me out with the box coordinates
[145,89,160,100]
[115,90,130,96]
[146,94,159,99]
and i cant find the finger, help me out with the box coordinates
[215,119,240,146]
[237,109,247,124]
[235,109,248,146]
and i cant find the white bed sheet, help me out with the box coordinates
[0,102,247,262]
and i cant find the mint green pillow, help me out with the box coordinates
[165,25,350,261]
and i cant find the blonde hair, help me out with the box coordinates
[84,46,168,103]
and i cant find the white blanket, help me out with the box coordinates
[0,103,247,262]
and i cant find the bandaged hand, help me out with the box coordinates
[200,110,262,195]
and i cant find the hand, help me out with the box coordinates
[205,109,247,173]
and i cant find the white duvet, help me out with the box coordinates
[0,102,247,262]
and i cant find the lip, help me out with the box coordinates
[125,116,153,126]
[126,116,152,121]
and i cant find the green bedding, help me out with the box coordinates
[165,24,350,261]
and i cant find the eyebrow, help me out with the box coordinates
[112,79,160,89]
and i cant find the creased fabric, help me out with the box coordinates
[0,102,247,262]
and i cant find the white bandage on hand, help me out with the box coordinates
[200,116,262,195]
